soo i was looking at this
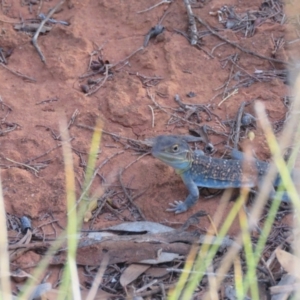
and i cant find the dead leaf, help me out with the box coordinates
[270,274,298,300]
[81,289,115,299]
[120,264,150,287]
[145,267,169,278]
[275,248,300,279]
[139,252,183,264]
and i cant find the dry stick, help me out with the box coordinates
[118,170,146,220]
[210,42,226,55]
[147,90,224,131]
[36,97,58,105]
[183,0,198,45]
[56,109,79,139]
[87,42,106,72]
[124,152,150,171]
[72,151,124,209]
[112,46,144,68]
[0,63,36,82]
[148,105,155,128]
[137,0,172,14]
[32,0,65,63]
[233,101,246,149]
[196,16,290,66]
[76,123,151,146]
[90,191,116,228]
[259,256,276,286]
[86,65,109,96]
[217,88,238,107]
[36,124,60,140]
[221,56,236,100]
[85,254,109,300]
[230,56,261,82]
[25,137,74,163]
[195,44,215,59]
[5,157,39,175]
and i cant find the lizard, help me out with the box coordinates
[151,135,291,214]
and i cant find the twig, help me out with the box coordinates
[90,190,115,228]
[71,151,124,210]
[36,125,60,140]
[32,0,65,63]
[222,54,237,100]
[76,124,152,146]
[56,109,79,139]
[148,105,155,128]
[85,254,109,300]
[86,65,109,96]
[217,89,238,107]
[183,0,198,45]
[137,0,171,14]
[210,42,226,55]
[233,101,246,149]
[124,152,150,171]
[25,138,74,163]
[87,42,106,72]
[195,44,214,59]
[147,90,222,129]
[112,46,144,68]
[229,56,261,82]
[36,97,58,105]
[5,157,39,176]
[196,16,290,66]
[118,170,146,220]
[0,63,36,82]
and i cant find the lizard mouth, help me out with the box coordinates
[152,149,192,169]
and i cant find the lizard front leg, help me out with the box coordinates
[166,174,199,214]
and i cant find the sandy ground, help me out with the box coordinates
[0,0,298,294]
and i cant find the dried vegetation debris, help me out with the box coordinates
[216,0,285,37]
[1,0,299,297]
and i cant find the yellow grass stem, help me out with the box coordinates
[0,176,12,300]
[58,118,80,300]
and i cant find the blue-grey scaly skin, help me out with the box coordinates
[152,135,290,214]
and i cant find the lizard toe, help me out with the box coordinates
[166,201,187,214]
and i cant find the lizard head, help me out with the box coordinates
[151,135,193,171]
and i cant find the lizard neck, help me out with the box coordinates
[175,151,194,175]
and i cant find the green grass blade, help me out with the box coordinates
[172,192,247,300]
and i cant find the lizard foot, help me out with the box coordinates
[166,201,188,214]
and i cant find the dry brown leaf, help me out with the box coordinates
[120,264,150,287]
[275,248,300,279]
[81,289,115,299]
[139,252,183,264]
[145,266,169,278]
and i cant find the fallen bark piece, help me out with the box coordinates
[139,252,183,264]
[104,221,174,234]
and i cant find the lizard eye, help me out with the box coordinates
[172,144,179,152]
